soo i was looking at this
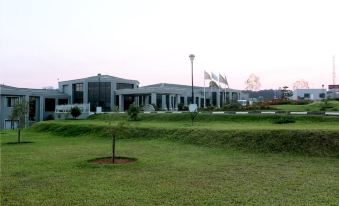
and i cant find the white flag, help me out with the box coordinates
[219,74,229,86]
[211,72,218,82]
[204,71,211,80]
[224,74,229,86]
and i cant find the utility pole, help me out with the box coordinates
[333,56,336,85]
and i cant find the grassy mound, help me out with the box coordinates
[273,100,339,111]
[32,121,339,157]
[89,113,339,123]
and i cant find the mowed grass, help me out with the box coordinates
[272,101,339,112]
[54,113,339,131]
[1,130,339,206]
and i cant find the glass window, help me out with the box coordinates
[72,83,84,104]
[319,93,325,98]
[29,96,37,121]
[88,82,111,111]
[45,98,56,112]
[304,93,310,98]
[6,97,19,107]
[58,99,68,105]
[117,83,134,90]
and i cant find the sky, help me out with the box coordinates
[0,0,338,90]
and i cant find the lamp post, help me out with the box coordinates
[98,73,101,109]
[189,54,195,104]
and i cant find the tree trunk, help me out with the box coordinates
[112,133,116,164]
[18,129,21,143]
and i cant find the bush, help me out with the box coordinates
[222,102,243,111]
[127,105,140,121]
[178,103,188,111]
[150,104,159,111]
[70,107,81,119]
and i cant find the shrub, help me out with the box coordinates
[70,107,81,119]
[178,103,188,111]
[150,104,159,111]
[222,102,243,111]
[127,105,140,121]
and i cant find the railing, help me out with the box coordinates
[55,103,91,113]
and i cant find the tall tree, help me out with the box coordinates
[209,80,219,88]
[245,73,261,91]
[10,99,29,143]
[280,86,293,99]
[293,79,310,90]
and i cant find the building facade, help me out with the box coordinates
[116,83,244,111]
[291,89,327,100]
[1,74,248,129]
[58,75,139,112]
[0,85,69,129]
[327,85,339,99]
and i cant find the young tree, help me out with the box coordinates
[10,99,28,143]
[107,121,127,164]
[70,107,81,119]
[127,105,140,121]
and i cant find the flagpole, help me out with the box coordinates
[218,76,220,108]
[204,78,206,108]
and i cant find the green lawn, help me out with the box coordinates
[1,130,339,206]
[272,101,339,112]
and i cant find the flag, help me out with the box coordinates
[204,71,211,80]
[219,74,229,86]
[224,74,229,86]
[219,74,227,85]
[211,72,218,82]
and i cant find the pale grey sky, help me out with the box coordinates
[1,0,338,89]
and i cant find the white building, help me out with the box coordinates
[292,89,327,100]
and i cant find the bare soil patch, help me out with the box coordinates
[90,157,137,164]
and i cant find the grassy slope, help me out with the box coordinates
[272,101,339,112]
[31,114,339,156]
[1,130,338,206]
[85,113,339,130]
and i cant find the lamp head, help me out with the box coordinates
[189,54,195,61]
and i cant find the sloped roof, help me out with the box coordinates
[0,84,69,98]
[59,74,139,84]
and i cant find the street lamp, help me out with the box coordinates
[98,73,101,109]
[189,54,195,104]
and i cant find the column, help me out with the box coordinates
[176,95,180,110]
[151,93,157,105]
[135,96,139,107]
[217,92,220,108]
[168,94,173,110]
[119,95,124,111]
[198,97,201,108]
[83,82,88,104]
[145,95,150,105]
[162,94,167,110]
[184,96,188,106]
[39,96,44,122]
